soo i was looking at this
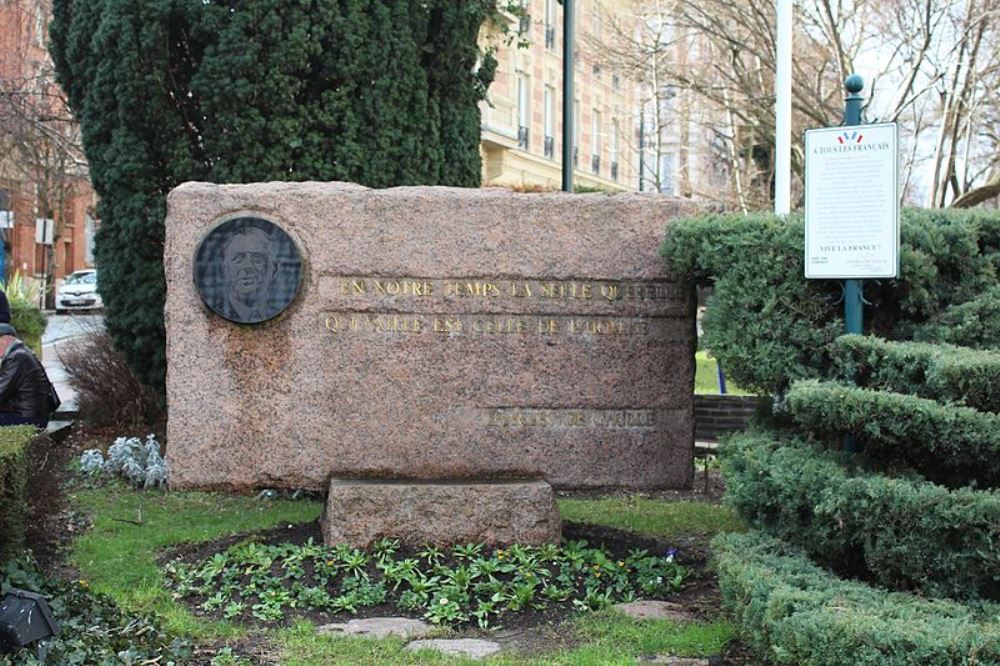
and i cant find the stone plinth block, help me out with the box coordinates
[165,182,698,491]
[321,479,561,548]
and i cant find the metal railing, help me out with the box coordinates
[591,154,600,174]
[573,146,579,166]
[517,125,529,150]
[544,136,554,158]
[611,161,619,180]
[545,25,556,49]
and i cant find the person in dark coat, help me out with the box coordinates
[0,323,55,428]
[0,288,10,324]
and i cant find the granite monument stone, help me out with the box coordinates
[165,182,697,546]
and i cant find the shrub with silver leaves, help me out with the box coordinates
[79,449,105,475]
[78,434,168,489]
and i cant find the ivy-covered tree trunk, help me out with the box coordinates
[49,0,497,394]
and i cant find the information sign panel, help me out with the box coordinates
[805,122,899,279]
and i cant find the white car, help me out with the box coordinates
[56,269,103,313]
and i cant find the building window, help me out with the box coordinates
[517,73,530,150]
[519,0,531,34]
[543,86,555,159]
[574,100,581,165]
[610,122,619,181]
[544,0,556,49]
[592,64,602,79]
[591,109,601,175]
[659,153,676,195]
[612,73,621,90]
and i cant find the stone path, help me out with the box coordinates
[317,617,434,640]
[405,638,503,660]
[312,609,715,663]
[613,600,700,623]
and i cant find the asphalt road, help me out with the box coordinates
[42,312,104,346]
[42,313,104,412]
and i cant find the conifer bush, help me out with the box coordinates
[713,530,1000,666]
[662,209,1000,394]
[0,427,36,563]
[786,380,1000,487]
[49,0,500,393]
[831,335,1000,413]
[668,208,1000,661]
[720,430,1000,601]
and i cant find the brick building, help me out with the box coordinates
[0,0,96,299]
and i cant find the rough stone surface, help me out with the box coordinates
[405,639,502,659]
[316,617,433,640]
[322,479,561,547]
[613,600,700,623]
[165,182,697,491]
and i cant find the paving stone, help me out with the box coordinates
[317,617,433,640]
[637,656,711,665]
[405,638,502,659]
[613,600,700,623]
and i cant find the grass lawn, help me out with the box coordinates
[694,351,749,395]
[558,497,744,539]
[69,484,742,664]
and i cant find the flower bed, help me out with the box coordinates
[165,534,686,628]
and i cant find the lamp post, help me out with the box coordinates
[559,0,574,193]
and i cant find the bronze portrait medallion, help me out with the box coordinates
[193,216,302,324]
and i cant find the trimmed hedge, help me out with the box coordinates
[916,286,1000,350]
[0,427,37,563]
[786,380,1000,488]
[720,429,1000,601]
[662,209,1000,394]
[713,530,1000,666]
[832,334,1000,413]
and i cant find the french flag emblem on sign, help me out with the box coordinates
[838,130,863,144]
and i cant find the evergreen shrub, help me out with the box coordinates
[720,429,1000,601]
[49,0,501,393]
[0,427,38,563]
[915,286,1000,350]
[786,380,1000,487]
[713,530,1000,666]
[662,209,1000,394]
[832,334,1000,413]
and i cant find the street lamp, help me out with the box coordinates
[0,589,59,662]
[557,0,574,192]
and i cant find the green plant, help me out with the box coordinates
[713,530,1000,666]
[915,286,1000,350]
[662,209,1000,394]
[164,536,689,629]
[2,272,46,356]
[786,380,1000,487]
[831,334,1000,413]
[0,555,192,664]
[50,0,501,395]
[0,427,36,564]
[720,429,1000,601]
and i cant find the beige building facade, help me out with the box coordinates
[480,0,638,191]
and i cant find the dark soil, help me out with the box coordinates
[23,426,94,579]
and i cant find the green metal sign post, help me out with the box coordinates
[841,75,865,454]
[842,75,866,339]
